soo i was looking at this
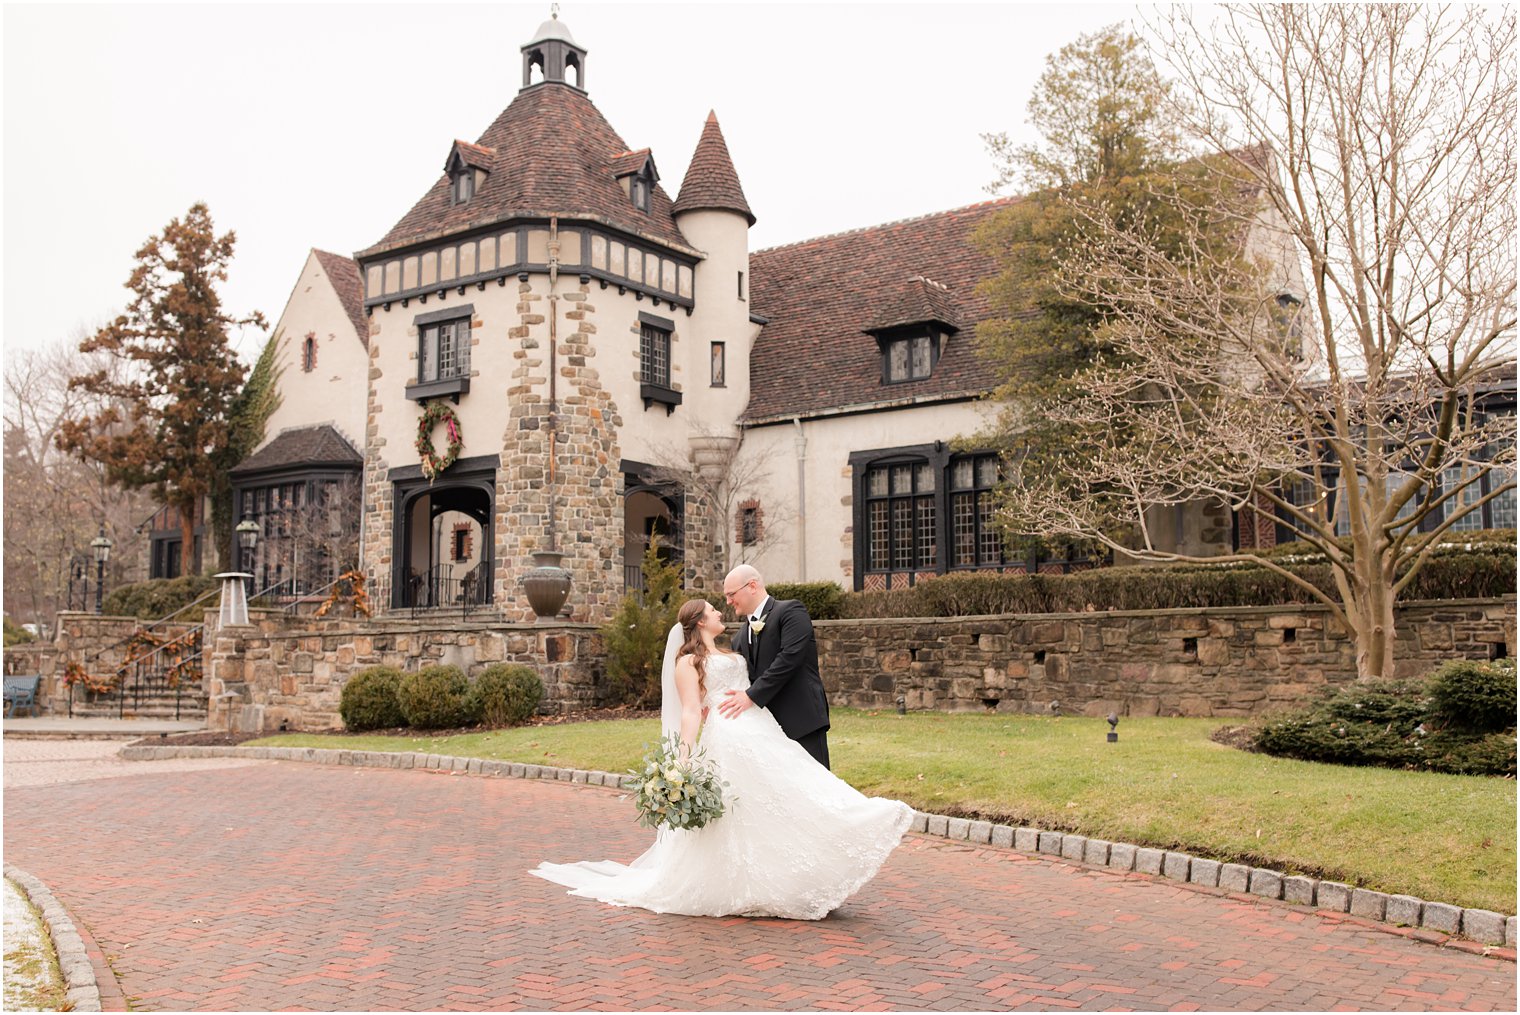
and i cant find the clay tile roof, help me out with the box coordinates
[864,275,962,334]
[744,198,1020,424]
[449,140,497,171]
[359,85,694,259]
[230,424,362,477]
[608,148,655,178]
[310,250,369,348]
[672,111,754,226]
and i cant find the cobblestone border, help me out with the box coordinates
[120,743,1518,954]
[4,863,103,1012]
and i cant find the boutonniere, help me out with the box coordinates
[749,619,766,635]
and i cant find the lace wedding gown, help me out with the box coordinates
[531,652,914,919]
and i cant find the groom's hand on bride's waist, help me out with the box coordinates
[717,690,754,718]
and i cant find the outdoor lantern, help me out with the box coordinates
[1107,713,1120,743]
[90,527,113,614]
[237,516,261,553]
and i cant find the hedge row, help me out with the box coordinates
[1254,659,1516,776]
[102,575,221,621]
[339,664,545,732]
[821,546,1514,620]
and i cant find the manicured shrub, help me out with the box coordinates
[102,575,220,621]
[339,665,405,731]
[1427,658,1517,734]
[396,664,481,729]
[474,664,545,726]
[1420,730,1517,777]
[1254,664,1516,776]
[767,581,846,621]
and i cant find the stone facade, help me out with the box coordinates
[3,611,200,715]
[815,598,1516,717]
[205,610,605,733]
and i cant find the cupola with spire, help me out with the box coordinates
[521,9,587,91]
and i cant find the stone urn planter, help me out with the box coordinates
[523,550,572,621]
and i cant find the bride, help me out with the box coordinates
[531,598,914,919]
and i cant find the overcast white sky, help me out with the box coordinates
[2,0,1138,365]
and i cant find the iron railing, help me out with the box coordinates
[404,561,490,618]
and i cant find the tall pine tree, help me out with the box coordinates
[58,203,263,575]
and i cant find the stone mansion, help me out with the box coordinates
[206,13,1347,623]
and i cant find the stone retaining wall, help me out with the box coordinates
[816,598,1516,717]
[206,610,605,732]
[2,612,200,715]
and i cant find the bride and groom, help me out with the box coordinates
[532,564,913,920]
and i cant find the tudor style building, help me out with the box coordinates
[230,13,1367,618]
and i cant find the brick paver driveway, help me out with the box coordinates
[3,751,1514,1012]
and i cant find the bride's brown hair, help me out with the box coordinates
[676,598,713,699]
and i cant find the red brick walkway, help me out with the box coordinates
[4,761,1514,1011]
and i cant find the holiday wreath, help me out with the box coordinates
[416,401,463,482]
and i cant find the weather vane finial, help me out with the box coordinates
[551,3,560,19]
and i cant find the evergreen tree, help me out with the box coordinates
[57,203,263,574]
[970,25,1249,553]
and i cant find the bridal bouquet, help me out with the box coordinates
[628,733,729,831]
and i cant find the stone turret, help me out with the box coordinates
[673,111,756,426]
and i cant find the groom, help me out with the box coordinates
[718,564,831,768]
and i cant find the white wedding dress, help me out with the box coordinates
[531,652,914,919]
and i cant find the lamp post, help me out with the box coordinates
[236,517,261,591]
[90,528,113,614]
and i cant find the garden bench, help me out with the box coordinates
[4,674,41,718]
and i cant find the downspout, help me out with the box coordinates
[792,416,807,581]
[546,217,560,550]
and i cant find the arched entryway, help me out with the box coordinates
[622,460,682,594]
[392,470,495,611]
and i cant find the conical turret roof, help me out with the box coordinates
[672,111,755,226]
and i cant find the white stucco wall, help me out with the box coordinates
[259,250,369,452]
[728,400,1002,587]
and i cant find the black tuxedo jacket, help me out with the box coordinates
[731,598,830,740]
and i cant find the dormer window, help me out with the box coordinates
[453,169,474,205]
[881,330,938,383]
[614,150,660,214]
[443,141,493,208]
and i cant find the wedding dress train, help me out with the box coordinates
[531,652,913,919]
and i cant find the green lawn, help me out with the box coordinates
[250,710,1517,912]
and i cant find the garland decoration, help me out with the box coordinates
[416,401,463,483]
[315,570,373,619]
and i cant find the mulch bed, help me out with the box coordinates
[131,706,660,748]
[1210,724,1261,752]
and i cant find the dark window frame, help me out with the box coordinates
[948,453,1008,570]
[877,326,940,384]
[406,305,474,402]
[452,168,474,205]
[710,341,726,387]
